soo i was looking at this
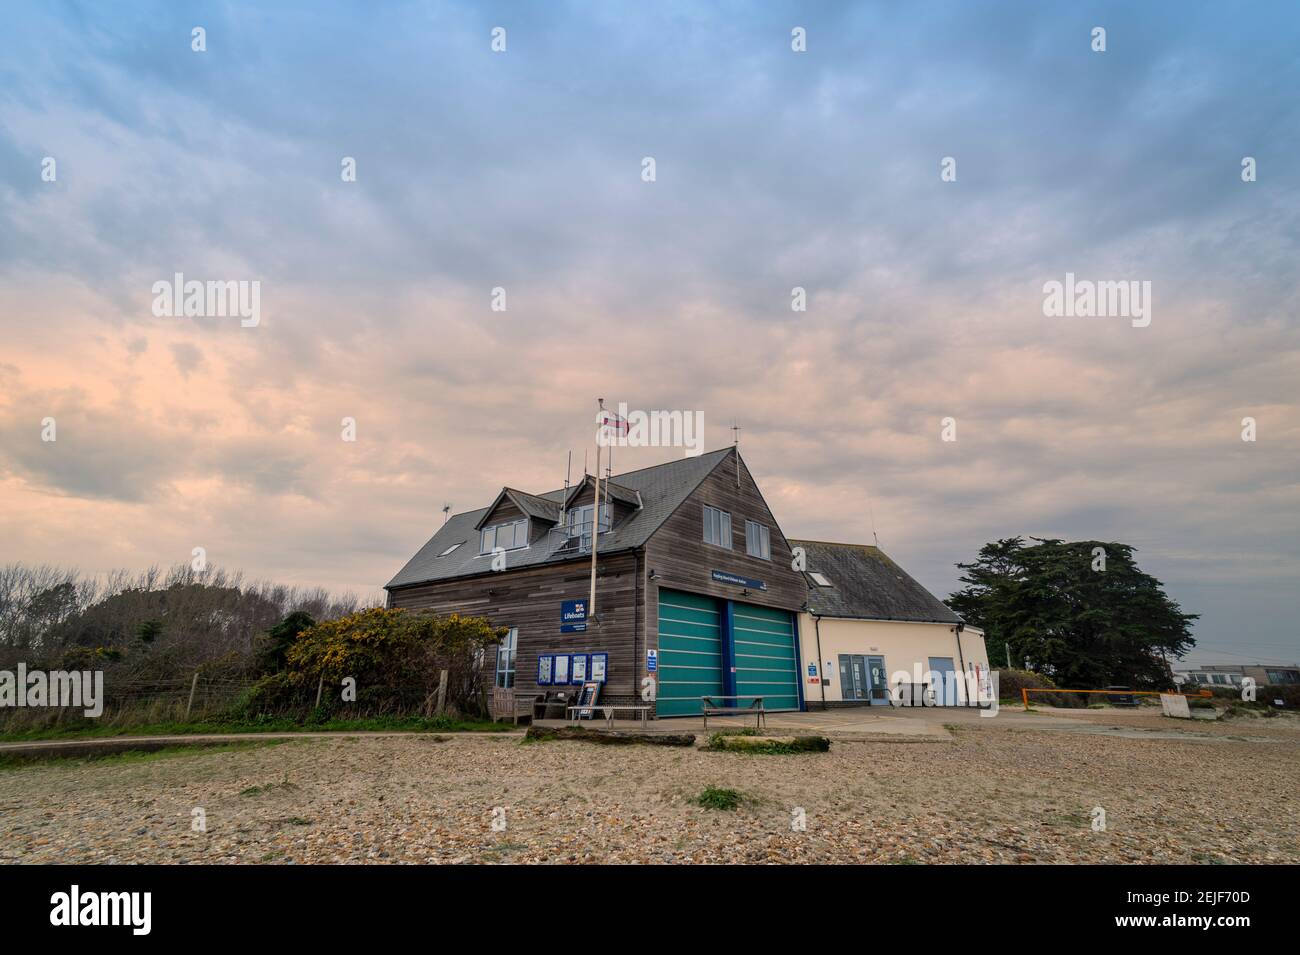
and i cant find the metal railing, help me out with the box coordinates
[550,517,611,554]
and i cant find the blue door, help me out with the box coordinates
[927,656,957,706]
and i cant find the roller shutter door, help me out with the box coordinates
[731,602,800,712]
[656,589,722,717]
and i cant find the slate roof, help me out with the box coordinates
[386,448,734,590]
[790,539,962,624]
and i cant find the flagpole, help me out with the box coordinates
[589,398,604,620]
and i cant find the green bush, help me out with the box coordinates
[995,668,1057,702]
[283,608,505,718]
[1256,684,1300,709]
[1200,683,1300,708]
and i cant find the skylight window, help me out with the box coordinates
[809,572,832,587]
[437,542,465,558]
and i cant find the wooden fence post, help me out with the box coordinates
[435,670,448,715]
[185,672,199,720]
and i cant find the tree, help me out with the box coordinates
[254,610,316,674]
[947,537,1196,688]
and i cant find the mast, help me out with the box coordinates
[589,398,605,619]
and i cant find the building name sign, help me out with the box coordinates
[710,570,767,591]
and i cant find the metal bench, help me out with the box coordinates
[566,704,650,728]
[700,695,766,730]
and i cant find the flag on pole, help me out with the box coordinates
[598,408,629,439]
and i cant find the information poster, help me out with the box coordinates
[554,654,570,685]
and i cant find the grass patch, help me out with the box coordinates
[239,776,299,797]
[1041,810,1091,829]
[0,738,287,771]
[705,732,830,754]
[0,714,509,743]
[694,786,743,811]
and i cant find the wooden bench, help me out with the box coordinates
[566,704,650,729]
[491,688,538,724]
[700,695,766,730]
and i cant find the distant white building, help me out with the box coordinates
[1173,663,1300,687]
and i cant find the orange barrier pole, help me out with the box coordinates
[1020,687,1213,706]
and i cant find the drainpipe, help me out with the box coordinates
[634,548,642,710]
[953,622,968,706]
[812,610,827,710]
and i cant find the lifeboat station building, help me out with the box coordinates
[385,447,987,717]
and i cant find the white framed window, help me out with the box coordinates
[566,503,611,542]
[480,518,529,554]
[703,505,732,548]
[437,541,464,558]
[809,571,832,587]
[745,520,771,560]
[495,628,518,688]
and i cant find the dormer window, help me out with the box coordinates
[480,518,529,554]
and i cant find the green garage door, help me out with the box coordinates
[656,589,723,717]
[732,602,800,712]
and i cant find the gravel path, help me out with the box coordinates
[1,721,1296,864]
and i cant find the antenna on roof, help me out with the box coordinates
[441,504,451,525]
[561,451,571,526]
[731,421,741,487]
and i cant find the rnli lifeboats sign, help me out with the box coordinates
[561,599,588,633]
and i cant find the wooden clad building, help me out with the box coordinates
[385,447,808,717]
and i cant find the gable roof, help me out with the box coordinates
[386,447,734,590]
[561,475,642,509]
[790,539,962,624]
[474,487,562,529]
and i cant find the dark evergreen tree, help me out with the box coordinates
[948,537,1196,688]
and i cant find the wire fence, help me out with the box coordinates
[0,671,494,734]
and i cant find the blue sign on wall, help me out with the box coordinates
[561,599,588,632]
[710,570,767,591]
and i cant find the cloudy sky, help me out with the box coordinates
[1,1,1297,666]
